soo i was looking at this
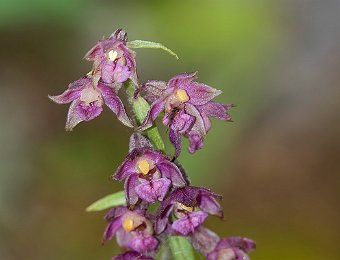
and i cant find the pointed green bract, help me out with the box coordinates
[86,191,126,212]
[127,40,179,59]
[167,236,196,260]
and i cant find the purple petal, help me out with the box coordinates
[199,193,223,217]
[190,227,220,256]
[142,80,167,103]
[217,237,256,253]
[125,174,140,205]
[135,178,171,203]
[170,111,196,134]
[140,98,166,130]
[129,133,153,152]
[114,158,137,180]
[112,251,154,260]
[207,248,236,260]
[49,77,90,104]
[76,101,103,121]
[103,216,122,242]
[113,63,132,83]
[129,234,158,253]
[171,211,208,236]
[184,103,206,137]
[65,99,84,131]
[169,129,181,158]
[196,101,233,131]
[116,228,133,248]
[97,83,133,127]
[183,82,221,106]
[157,161,186,187]
[168,72,198,88]
[188,132,204,154]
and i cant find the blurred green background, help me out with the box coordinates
[1,0,339,259]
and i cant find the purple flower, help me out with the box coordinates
[207,237,256,260]
[114,134,187,205]
[112,251,153,260]
[49,75,133,130]
[103,206,158,254]
[84,29,137,85]
[156,186,223,235]
[140,72,233,157]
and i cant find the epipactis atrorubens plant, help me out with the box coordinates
[49,28,255,260]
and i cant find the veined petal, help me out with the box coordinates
[49,77,90,104]
[183,82,222,106]
[65,99,83,131]
[97,83,133,127]
[129,234,158,253]
[199,194,223,217]
[190,227,220,256]
[168,72,198,88]
[169,129,181,158]
[125,174,140,206]
[135,178,171,203]
[171,211,208,236]
[140,98,166,130]
[103,216,122,242]
[157,161,186,187]
[142,80,167,103]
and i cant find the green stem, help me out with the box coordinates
[125,80,165,151]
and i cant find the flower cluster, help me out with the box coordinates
[50,28,255,259]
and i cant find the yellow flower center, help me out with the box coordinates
[179,203,194,212]
[175,89,189,102]
[137,159,150,175]
[122,218,134,232]
[108,50,118,61]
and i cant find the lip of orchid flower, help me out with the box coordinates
[48,75,133,130]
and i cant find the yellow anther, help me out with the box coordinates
[175,89,189,102]
[122,218,134,232]
[137,159,150,175]
[179,203,194,212]
[108,50,118,61]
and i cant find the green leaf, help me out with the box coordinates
[167,236,195,260]
[125,80,165,151]
[127,40,179,60]
[86,191,126,212]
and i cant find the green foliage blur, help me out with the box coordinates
[1,0,339,259]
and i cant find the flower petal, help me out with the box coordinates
[188,132,204,154]
[171,211,208,235]
[103,216,122,242]
[199,194,223,217]
[124,174,140,205]
[135,178,171,203]
[140,98,166,130]
[169,129,181,158]
[49,77,90,104]
[65,99,84,131]
[142,80,167,103]
[168,72,198,88]
[112,251,154,260]
[182,82,222,106]
[157,161,186,187]
[129,133,153,152]
[97,83,133,127]
[190,227,220,256]
[129,234,158,253]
